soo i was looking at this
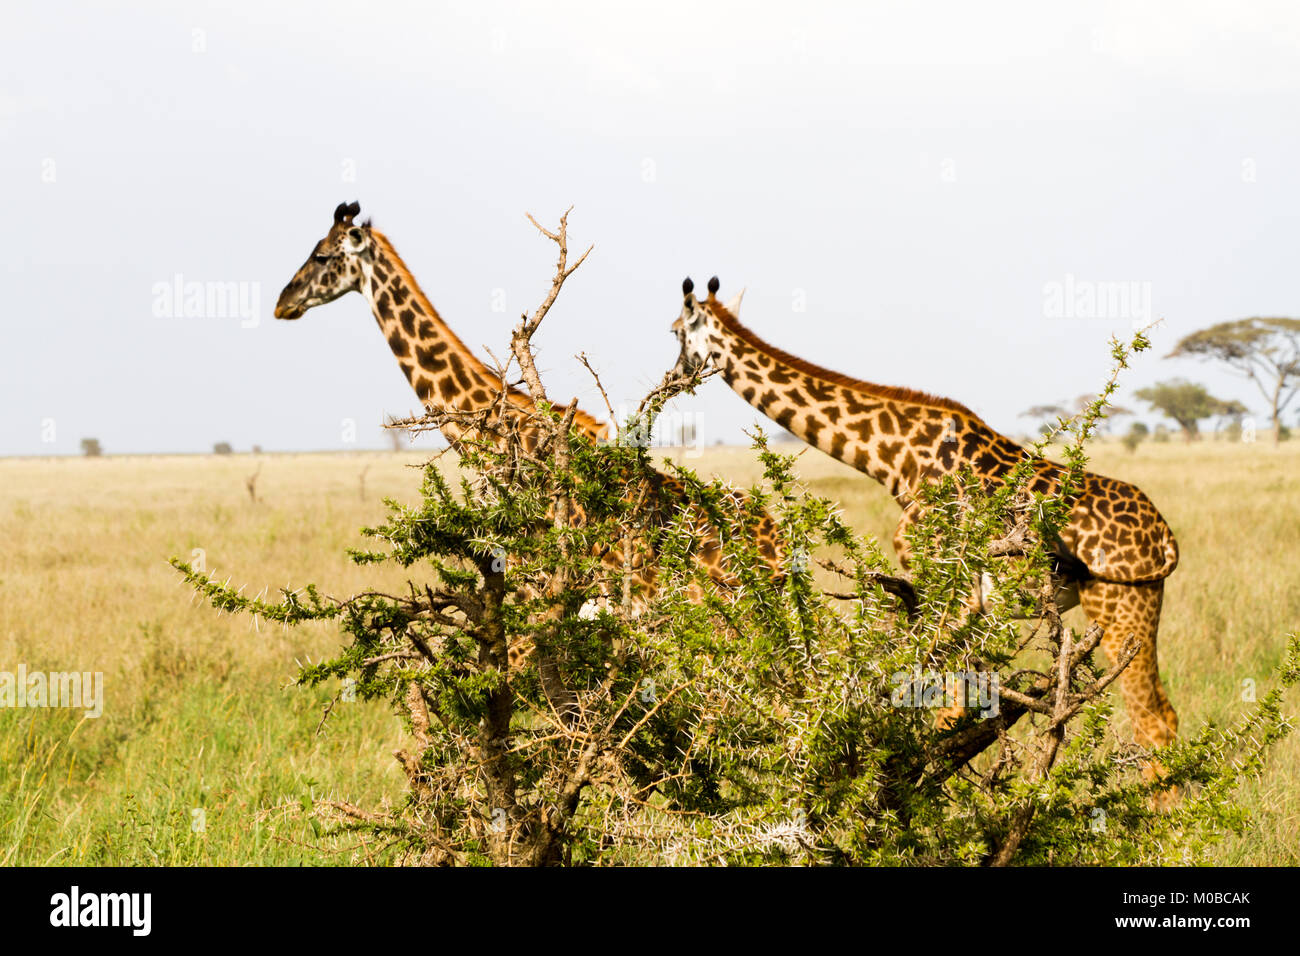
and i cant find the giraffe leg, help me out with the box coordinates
[1078,578,1179,802]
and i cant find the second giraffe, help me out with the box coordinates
[671,276,1180,754]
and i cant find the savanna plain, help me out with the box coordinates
[1,439,1296,865]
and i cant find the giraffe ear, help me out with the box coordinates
[724,289,745,316]
[343,227,367,252]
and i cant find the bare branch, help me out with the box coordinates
[513,206,592,405]
[577,351,617,425]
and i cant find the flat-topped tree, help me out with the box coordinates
[1019,404,1070,439]
[1021,400,1132,439]
[1134,379,1246,442]
[1074,395,1133,434]
[1169,317,1300,443]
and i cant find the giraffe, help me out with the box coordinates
[272,203,781,638]
[671,276,1180,757]
[275,202,608,451]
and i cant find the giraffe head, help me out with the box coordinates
[672,275,744,376]
[274,201,375,319]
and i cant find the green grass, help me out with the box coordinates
[0,440,1296,864]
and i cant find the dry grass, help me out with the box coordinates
[1,438,1296,864]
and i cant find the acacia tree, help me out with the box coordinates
[1213,399,1250,439]
[1074,395,1132,434]
[172,224,1296,866]
[1020,398,1130,438]
[1134,379,1245,442]
[1018,404,1068,440]
[1169,318,1300,443]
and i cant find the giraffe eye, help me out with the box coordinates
[313,254,331,264]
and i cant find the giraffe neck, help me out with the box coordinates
[701,299,1018,502]
[360,231,604,447]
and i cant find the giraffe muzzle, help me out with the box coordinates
[274,287,306,320]
[669,323,703,378]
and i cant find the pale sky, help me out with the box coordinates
[3,0,1298,454]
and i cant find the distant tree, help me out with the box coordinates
[1021,403,1068,419]
[384,419,409,452]
[80,438,102,457]
[1169,318,1300,444]
[1152,424,1171,443]
[1020,399,1130,439]
[1072,395,1132,433]
[1121,421,1149,453]
[1019,403,1069,437]
[252,444,263,455]
[1211,399,1249,439]
[1134,379,1242,442]
[213,442,233,455]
